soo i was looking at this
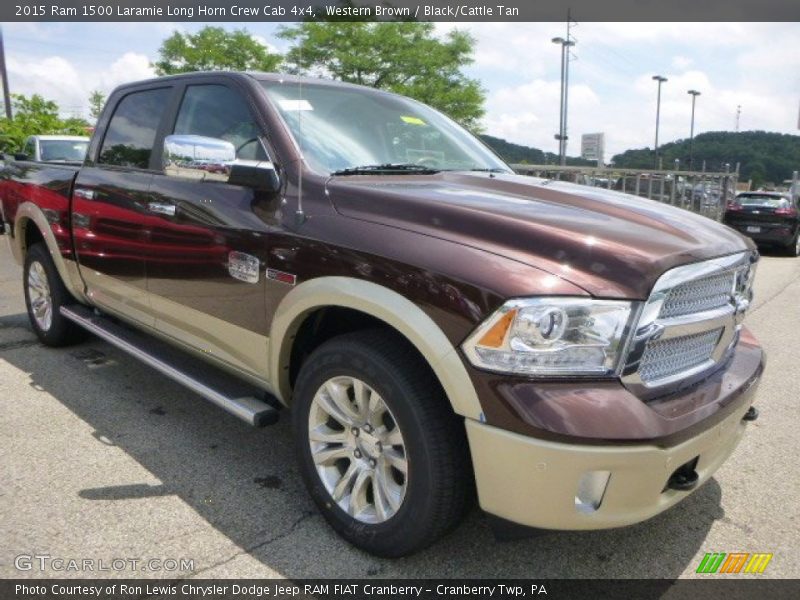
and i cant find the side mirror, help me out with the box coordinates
[162,134,280,193]
[229,160,281,193]
[163,134,235,182]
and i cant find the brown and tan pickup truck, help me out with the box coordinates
[0,72,764,557]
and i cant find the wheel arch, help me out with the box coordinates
[12,202,87,303]
[269,276,482,420]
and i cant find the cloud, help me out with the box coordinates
[671,55,693,70]
[100,52,157,91]
[251,34,280,54]
[7,55,84,116]
[7,52,155,119]
[483,79,600,155]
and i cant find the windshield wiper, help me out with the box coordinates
[329,163,440,176]
[465,167,508,173]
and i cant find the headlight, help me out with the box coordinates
[461,298,634,376]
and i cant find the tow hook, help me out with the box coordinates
[743,406,759,422]
[666,458,700,492]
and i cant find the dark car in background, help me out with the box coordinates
[724,191,800,256]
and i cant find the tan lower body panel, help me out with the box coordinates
[148,291,270,383]
[466,401,752,530]
[83,271,154,328]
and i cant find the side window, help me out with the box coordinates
[23,138,36,159]
[98,88,171,169]
[173,85,267,161]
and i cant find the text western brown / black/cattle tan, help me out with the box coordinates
[0,71,764,557]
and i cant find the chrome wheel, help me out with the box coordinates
[309,376,408,524]
[27,261,53,331]
[795,234,800,256]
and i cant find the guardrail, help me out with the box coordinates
[510,164,738,222]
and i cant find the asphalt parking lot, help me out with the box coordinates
[1,239,798,579]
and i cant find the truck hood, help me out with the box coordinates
[326,172,750,299]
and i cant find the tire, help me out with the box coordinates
[786,229,800,257]
[23,243,86,347]
[292,329,473,557]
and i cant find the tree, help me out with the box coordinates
[278,22,485,129]
[89,90,106,120]
[611,131,800,184]
[0,94,90,153]
[154,26,282,75]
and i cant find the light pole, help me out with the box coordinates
[687,89,700,171]
[0,26,11,120]
[652,75,668,169]
[553,37,576,166]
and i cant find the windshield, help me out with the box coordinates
[737,194,790,209]
[39,140,89,162]
[260,81,510,175]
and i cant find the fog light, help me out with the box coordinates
[575,470,611,513]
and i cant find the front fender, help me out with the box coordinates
[268,276,482,420]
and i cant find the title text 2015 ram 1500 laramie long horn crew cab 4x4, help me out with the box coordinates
[0,72,764,557]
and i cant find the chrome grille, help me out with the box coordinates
[638,328,723,384]
[659,271,736,319]
[621,251,756,394]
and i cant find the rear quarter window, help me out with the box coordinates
[98,88,171,169]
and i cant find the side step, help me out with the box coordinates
[60,305,279,427]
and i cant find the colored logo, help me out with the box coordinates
[696,552,773,574]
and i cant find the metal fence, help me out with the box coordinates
[510,164,739,222]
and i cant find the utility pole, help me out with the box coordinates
[688,89,700,171]
[552,10,577,166]
[735,105,741,132]
[0,26,12,120]
[652,75,668,169]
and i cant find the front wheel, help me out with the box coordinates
[23,243,86,346]
[292,330,473,557]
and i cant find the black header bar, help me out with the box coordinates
[4,0,800,22]
[3,579,800,600]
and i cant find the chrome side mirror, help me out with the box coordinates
[163,134,280,192]
[163,134,236,182]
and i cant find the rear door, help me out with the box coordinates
[73,86,174,325]
[145,80,277,379]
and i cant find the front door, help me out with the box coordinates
[145,82,278,379]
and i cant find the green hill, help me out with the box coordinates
[480,134,594,167]
[611,131,800,186]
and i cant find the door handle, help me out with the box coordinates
[74,187,95,200]
[147,202,176,217]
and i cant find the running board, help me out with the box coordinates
[60,305,279,427]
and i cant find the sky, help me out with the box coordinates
[3,21,799,159]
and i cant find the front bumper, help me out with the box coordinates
[465,328,764,530]
[467,397,755,530]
